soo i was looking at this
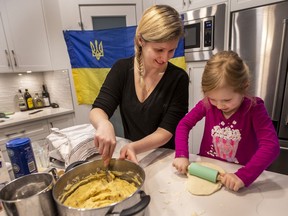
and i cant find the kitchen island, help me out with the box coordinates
[139,149,288,216]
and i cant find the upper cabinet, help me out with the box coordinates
[0,0,52,73]
[155,0,227,12]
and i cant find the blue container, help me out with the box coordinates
[6,137,38,178]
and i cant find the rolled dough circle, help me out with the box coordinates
[186,162,225,196]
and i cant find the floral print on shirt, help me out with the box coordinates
[210,120,241,163]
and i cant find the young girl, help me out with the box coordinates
[173,50,280,191]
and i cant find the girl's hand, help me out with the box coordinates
[172,157,190,174]
[119,143,138,164]
[219,173,245,192]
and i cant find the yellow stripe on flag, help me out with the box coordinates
[72,68,110,104]
[169,56,187,71]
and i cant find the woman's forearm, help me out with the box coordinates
[130,128,173,154]
[89,108,109,128]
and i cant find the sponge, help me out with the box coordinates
[188,163,219,183]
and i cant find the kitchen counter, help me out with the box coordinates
[140,149,288,216]
[1,146,287,216]
[0,107,74,129]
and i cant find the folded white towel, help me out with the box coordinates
[46,124,97,166]
[46,124,132,167]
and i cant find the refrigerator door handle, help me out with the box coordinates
[272,19,288,120]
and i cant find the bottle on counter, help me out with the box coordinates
[42,84,51,107]
[17,89,27,111]
[33,93,44,108]
[24,89,34,110]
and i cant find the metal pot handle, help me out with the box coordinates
[65,160,88,172]
[110,190,150,216]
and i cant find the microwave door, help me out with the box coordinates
[184,22,201,51]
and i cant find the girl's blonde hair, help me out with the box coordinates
[202,50,250,95]
[134,5,183,77]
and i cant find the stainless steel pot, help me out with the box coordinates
[0,172,57,216]
[52,159,150,216]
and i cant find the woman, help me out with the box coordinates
[90,5,189,166]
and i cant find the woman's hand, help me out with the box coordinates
[119,143,138,163]
[93,120,116,167]
[219,173,245,192]
[172,157,190,174]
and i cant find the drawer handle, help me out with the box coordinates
[5,130,26,137]
[5,50,11,67]
[11,50,18,67]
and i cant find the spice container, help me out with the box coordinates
[6,137,38,178]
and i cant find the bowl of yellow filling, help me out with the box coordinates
[52,159,150,216]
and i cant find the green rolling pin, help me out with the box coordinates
[188,163,219,183]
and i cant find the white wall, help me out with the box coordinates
[0,70,73,113]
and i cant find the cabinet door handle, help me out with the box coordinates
[183,0,186,7]
[5,130,26,137]
[11,50,18,67]
[5,50,11,67]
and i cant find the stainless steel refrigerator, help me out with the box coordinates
[230,1,288,175]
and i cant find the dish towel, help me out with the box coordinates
[46,124,97,166]
[46,124,132,167]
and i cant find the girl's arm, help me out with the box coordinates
[235,99,280,186]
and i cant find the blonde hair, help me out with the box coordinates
[134,5,183,77]
[202,50,250,95]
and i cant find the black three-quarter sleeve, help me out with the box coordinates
[92,57,131,118]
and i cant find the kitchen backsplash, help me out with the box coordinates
[0,70,74,112]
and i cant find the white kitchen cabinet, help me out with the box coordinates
[154,0,227,12]
[0,121,50,162]
[0,113,75,162]
[186,62,205,154]
[184,0,227,11]
[153,0,187,12]
[0,0,52,73]
[231,0,285,11]
[47,113,75,131]
[0,14,12,72]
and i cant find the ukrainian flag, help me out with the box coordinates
[64,26,186,105]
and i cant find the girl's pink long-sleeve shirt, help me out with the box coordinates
[175,97,280,186]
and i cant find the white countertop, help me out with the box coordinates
[141,149,288,216]
[0,107,74,129]
[1,146,287,216]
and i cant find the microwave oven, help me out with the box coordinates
[184,16,214,51]
[182,3,226,62]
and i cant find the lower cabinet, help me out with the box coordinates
[187,62,206,154]
[0,113,75,162]
[47,114,75,130]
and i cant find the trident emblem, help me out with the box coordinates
[90,40,104,60]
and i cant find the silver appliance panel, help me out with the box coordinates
[183,3,226,62]
[230,1,288,174]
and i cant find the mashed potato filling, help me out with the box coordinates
[60,171,138,209]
